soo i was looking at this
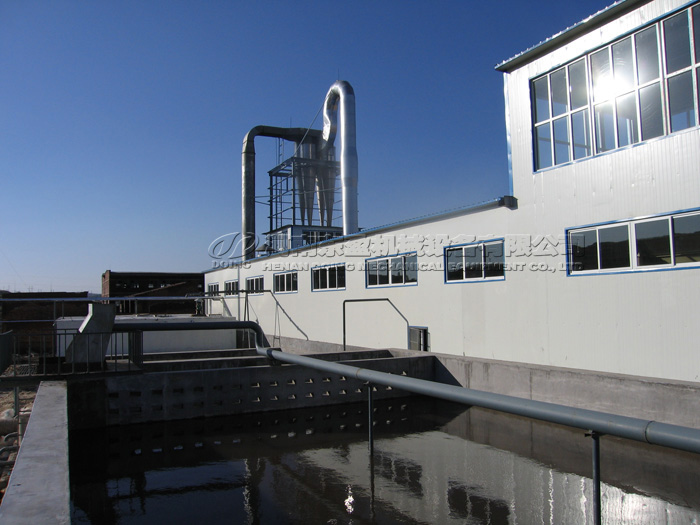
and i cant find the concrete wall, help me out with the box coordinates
[69,352,435,429]
[0,382,70,524]
[256,335,700,430]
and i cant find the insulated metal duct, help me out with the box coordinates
[241,126,321,261]
[240,81,359,260]
[321,81,359,235]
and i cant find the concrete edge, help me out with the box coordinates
[0,381,70,524]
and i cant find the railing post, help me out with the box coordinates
[367,384,374,455]
[589,431,602,525]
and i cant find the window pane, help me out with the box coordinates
[484,242,505,278]
[673,213,700,263]
[664,12,691,74]
[337,266,345,288]
[639,83,664,140]
[570,230,598,271]
[553,117,570,164]
[636,26,660,84]
[569,59,588,109]
[612,37,634,94]
[367,260,378,286]
[616,92,639,147]
[594,102,616,152]
[313,269,320,290]
[599,225,630,269]
[320,269,328,289]
[328,266,337,288]
[535,124,552,169]
[591,49,612,102]
[404,255,418,283]
[446,248,463,281]
[291,273,297,291]
[551,68,568,116]
[635,219,671,266]
[572,109,591,159]
[390,257,404,284]
[668,71,696,132]
[464,245,483,279]
[694,6,700,64]
[533,77,550,122]
[377,260,389,285]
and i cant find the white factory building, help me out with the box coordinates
[206,0,700,391]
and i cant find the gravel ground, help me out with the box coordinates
[0,387,37,419]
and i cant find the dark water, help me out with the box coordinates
[70,397,700,524]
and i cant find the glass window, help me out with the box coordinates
[550,68,568,116]
[591,49,612,102]
[337,266,346,288]
[616,92,639,147]
[553,117,570,164]
[570,230,599,271]
[599,225,630,269]
[569,59,588,109]
[531,6,700,170]
[673,214,700,263]
[636,26,660,84]
[484,243,505,278]
[533,77,550,122]
[664,12,691,74]
[572,109,591,159]
[595,102,616,152]
[390,257,404,284]
[464,245,483,279]
[446,248,463,281]
[312,265,345,290]
[445,242,504,282]
[639,83,664,139]
[570,211,700,274]
[367,260,378,286]
[377,260,389,285]
[613,37,634,94]
[694,6,700,64]
[405,255,418,284]
[668,71,696,132]
[635,219,671,266]
[535,124,552,169]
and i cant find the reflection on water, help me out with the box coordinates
[70,397,700,524]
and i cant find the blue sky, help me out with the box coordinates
[0,1,611,293]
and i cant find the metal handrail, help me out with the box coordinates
[256,346,700,454]
[256,345,700,524]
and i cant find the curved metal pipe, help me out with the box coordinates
[321,81,359,235]
[242,126,322,261]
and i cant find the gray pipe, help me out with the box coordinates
[256,347,700,455]
[321,81,359,235]
[241,126,322,261]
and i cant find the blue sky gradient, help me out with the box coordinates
[1,1,611,292]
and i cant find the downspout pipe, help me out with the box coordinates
[242,126,322,261]
[321,81,359,236]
